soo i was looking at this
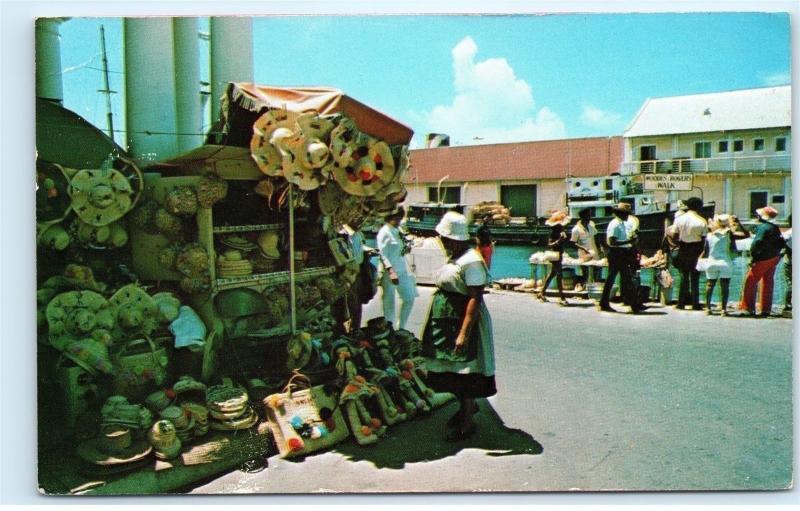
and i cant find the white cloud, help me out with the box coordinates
[580,104,623,129]
[412,36,565,146]
[762,71,790,86]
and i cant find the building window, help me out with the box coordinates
[753,138,765,152]
[776,137,787,152]
[694,142,711,158]
[427,186,461,204]
[733,139,744,152]
[773,195,785,204]
[718,140,729,153]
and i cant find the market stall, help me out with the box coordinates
[36,83,451,494]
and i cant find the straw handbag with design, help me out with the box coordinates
[112,337,169,401]
[263,371,349,458]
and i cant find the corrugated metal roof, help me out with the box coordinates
[406,136,623,184]
[624,85,791,138]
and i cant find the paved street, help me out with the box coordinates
[192,287,793,493]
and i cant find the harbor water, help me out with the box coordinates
[489,245,789,307]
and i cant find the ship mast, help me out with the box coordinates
[98,25,116,143]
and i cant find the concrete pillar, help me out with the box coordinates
[173,17,203,153]
[623,138,633,175]
[783,174,791,218]
[210,17,253,123]
[123,18,179,160]
[723,176,733,215]
[35,18,66,104]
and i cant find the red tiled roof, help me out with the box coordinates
[406,136,623,183]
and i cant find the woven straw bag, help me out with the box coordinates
[263,371,349,458]
[112,337,169,401]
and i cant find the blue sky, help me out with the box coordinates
[58,13,790,148]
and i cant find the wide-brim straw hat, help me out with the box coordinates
[76,437,152,466]
[333,140,397,197]
[250,109,300,177]
[435,210,470,241]
[63,338,114,376]
[284,155,324,191]
[712,213,732,233]
[220,235,257,252]
[545,210,572,227]
[152,292,181,324]
[46,290,116,351]
[295,111,336,140]
[206,383,250,413]
[756,206,778,222]
[257,231,281,259]
[68,168,134,226]
[328,117,361,168]
[296,137,332,170]
[209,407,258,431]
[109,284,159,337]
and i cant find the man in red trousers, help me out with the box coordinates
[740,206,786,317]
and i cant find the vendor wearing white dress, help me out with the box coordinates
[377,207,417,330]
[422,211,495,442]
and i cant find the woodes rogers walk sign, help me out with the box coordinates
[643,174,694,191]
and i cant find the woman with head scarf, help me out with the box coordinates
[422,211,496,442]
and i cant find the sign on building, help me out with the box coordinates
[642,174,694,191]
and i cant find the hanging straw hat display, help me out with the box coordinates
[68,167,135,226]
[46,290,116,351]
[333,140,396,197]
[295,111,336,140]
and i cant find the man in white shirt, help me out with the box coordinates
[377,207,417,330]
[667,197,708,310]
[598,203,645,313]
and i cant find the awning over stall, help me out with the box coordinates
[211,82,414,147]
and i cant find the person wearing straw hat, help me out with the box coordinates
[422,210,495,442]
[739,206,785,317]
[537,210,571,306]
[667,197,708,310]
[377,207,417,331]
[699,214,740,316]
[598,202,646,314]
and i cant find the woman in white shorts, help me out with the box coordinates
[700,214,736,315]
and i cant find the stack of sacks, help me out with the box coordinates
[472,201,511,226]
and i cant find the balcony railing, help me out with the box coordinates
[622,154,791,174]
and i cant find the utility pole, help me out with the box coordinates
[98,25,116,143]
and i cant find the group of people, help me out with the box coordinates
[667,199,790,317]
[536,196,791,317]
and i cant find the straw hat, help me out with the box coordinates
[257,231,281,259]
[209,407,258,431]
[76,436,152,466]
[37,223,71,251]
[435,211,470,241]
[283,154,325,191]
[216,250,254,278]
[145,390,173,413]
[172,375,208,400]
[250,109,300,177]
[328,117,361,168]
[220,235,257,252]
[612,202,633,214]
[36,161,72,223]
[63,338,114,376]
[286,331,313,371]
[46,290,116,351]
[68,167,135,226]
[756,206,778,222]
[545,210,571,227]
[152,292,181,324]
[333,140,397,197]
[109,284,159,337]
[296,137,332,170]
[160,405,190,430]
[206,383,249,413]
[296,111,336,140]
[148,419,182,460]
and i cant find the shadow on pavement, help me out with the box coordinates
[326,398,543,470]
